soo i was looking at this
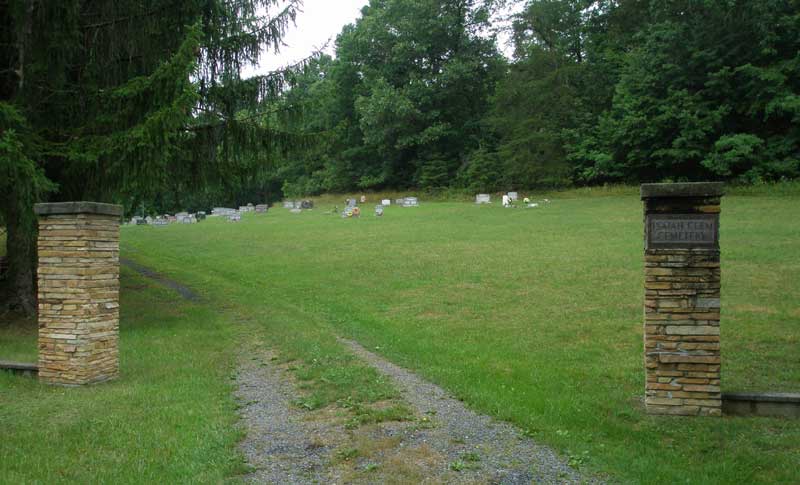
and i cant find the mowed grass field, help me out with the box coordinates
[2,188,799,483]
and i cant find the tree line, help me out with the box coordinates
[1,0,799,313]
[272,0,798,197]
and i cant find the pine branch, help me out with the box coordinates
[80,1,186,30]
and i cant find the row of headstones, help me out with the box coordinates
[129,212,207,226]
[476,192,520,204]
[282,200,314,210]
[212,204,269,221]
[236,203,269,213]
[129,204,271,226]
[332,197,420,218]
[350,197,419,207]
[476,192,548,208]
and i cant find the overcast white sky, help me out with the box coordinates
[244,0,369,76]
[244,0,521,77]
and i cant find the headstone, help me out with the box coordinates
[196,212,207,221]
[346,198,358,209]
[34,202,122,385]
[145,216,154,224]
[255,204,268,213]
[176,212,196,224]
[301,200,314,209]
[153,219,169,226]
[282,201,294,209]
[403,197,419,207]
[212,207,236,217]
[394,199,404,206]
[375,204,384,216]
[382,199,391,206]
[508,192,519,201]
[360,195,367,203]
[641,182,724,417]
[476,194,491,204]
[502,195,511,207]
[228,213,241,222]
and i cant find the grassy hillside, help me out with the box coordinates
[2,189,798,483]
[119,192,798,483]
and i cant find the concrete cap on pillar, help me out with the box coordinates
[34,202,123,217]
[640,182,724,200]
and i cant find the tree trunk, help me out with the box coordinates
[4,201,37,316]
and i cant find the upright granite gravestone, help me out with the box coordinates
[641,183,723,416]
[34,202,122,385]
[476,194,491,204]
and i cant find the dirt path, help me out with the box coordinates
[236,341,597,484]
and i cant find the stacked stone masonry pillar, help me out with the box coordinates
[34,202,122,385]
[641,183,724,417]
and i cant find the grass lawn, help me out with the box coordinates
[2,188,799,483]
[0,270,247,483]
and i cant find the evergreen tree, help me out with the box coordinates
[0,0,302,314]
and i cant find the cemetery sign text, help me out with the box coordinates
[646,214,718,249]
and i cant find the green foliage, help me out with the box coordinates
[455,147,502,192]
[273,0,799,193]
[273,0,505,195]
[570,0,800,183]
[1,1,307,307]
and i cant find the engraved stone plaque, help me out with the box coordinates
[646,214,718,249]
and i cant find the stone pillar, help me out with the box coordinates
[34,202,122,385]
[641,183,724,417]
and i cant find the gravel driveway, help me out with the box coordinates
[236,340,600,484]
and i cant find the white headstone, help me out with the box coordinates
[476,194,491,204]
[508,192,519,201]
[381,199,391,206]
[502,195,511,207]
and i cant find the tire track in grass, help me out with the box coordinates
[121,258,200,301]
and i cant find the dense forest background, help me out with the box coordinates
[1,0,799,311]
[271,0,799,199]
